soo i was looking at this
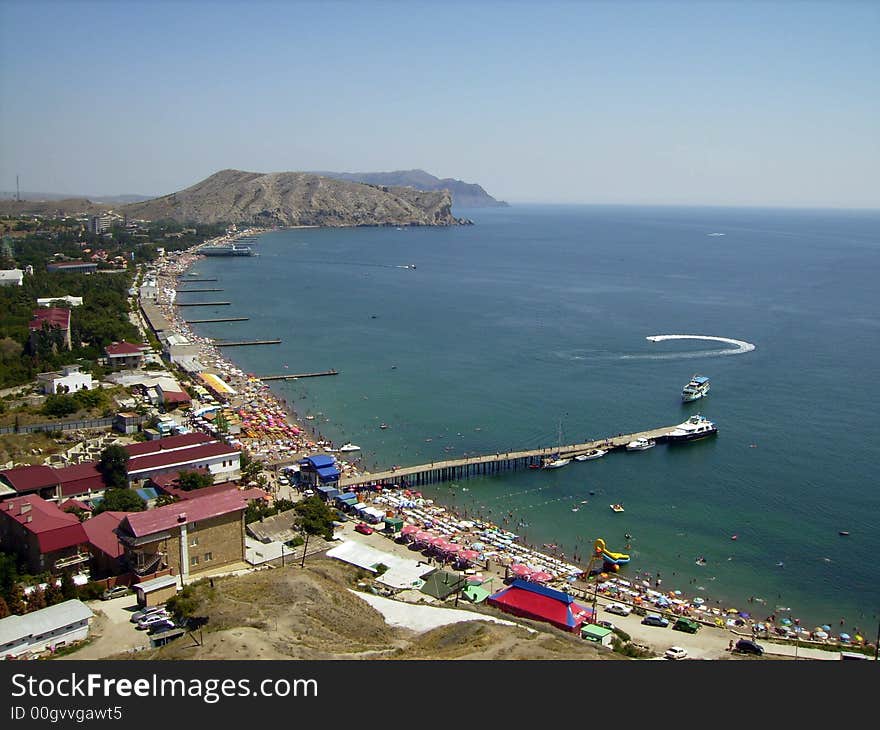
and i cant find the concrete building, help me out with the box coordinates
[46,261,98,274]
[0,495,90,574]
[36,295,83,307]
[37,364,93,395]
[82,510,129,576]
[124,433,240,486]
[104,341,144,369]
[28,307,72,351]
[0,269,24,287]
[0,599,94,659]
[115,490,248,581]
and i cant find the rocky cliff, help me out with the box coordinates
[120,170,471,227]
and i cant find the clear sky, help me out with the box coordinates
[1,0,877,207]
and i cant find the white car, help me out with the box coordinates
[605,603,633,617]
[665,646,689,660]
[136,612,171,630]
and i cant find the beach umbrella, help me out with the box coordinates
[401,525,419,536]
[839,633,851,642]
[693,597,705,605]
[414,530,434,544]
[814,631,829,640]
[530,571,553,583]
[444,543,461,555]
[470,542,486,551]
[674,590,682,596]
[780,617,792,625]
[739,612,751,619]
[459,549,479,562]
[510,563,531,577]
[429,536,447,548]
[726,608,739,614]
[854,635,864,643]
[821,624,831,631]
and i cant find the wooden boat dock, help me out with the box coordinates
[338,424,677,489]
[176,277,217,282]
[259,370,338,381]
[176,288,224,293]
[184,317,250,323]
[214,339,281,347]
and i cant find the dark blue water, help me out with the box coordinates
[184,205,880,632]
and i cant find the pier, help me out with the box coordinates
[175,288,224,293]
[259,370,338,381]
[337,425,677,489]
[214,339,281,347]
[184,317,250,323]
[176,277,218,282]
[175,301,232,307]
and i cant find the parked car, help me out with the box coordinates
[354,522,374,535]
[641,613,670,627]
[673,617,701,634]
[605,603,632,617]
[137,612,171,630]
[130,605,167,624]
[101,586,131,601]
[146,619,177,635]
[735,638,765,655]
[596,620,616,631]
[664,646,689,660]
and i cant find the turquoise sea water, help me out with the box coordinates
[182,205,880,632]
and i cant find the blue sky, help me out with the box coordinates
[1,0,877,207]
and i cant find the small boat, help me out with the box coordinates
[839,531,850,537]
[379,423,389,430]
[610,504,625,513]
[339,443,361,452]
[543,457,571,469]
[625,437,655,451]
[682,375,710,402]
[666,414,718,443]
[574,448,607,461]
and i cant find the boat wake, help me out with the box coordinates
[618,334,756,361]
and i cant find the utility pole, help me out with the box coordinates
[300,531,310,568]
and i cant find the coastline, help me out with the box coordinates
[150,235,873,655]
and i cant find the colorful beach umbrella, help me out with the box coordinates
[530,571,553,583]
[510,563,531,577]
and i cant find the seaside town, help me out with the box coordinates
[0,218,874,662]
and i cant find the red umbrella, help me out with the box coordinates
[414,531,434,544]
[530,571,553,583]
[444,543,461,555]
[401,524,419,536]
[429,536,447,548]
[510,563,531,577]
[459,549,480,562]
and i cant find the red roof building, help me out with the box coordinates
[28,308,72,350]
[104,341,144,369]
[83,510,129,575]
[0,465,60,497]
[54,463,107,498]
[0,495,90,573]
[124,432,215,457]
[126,440,240,485]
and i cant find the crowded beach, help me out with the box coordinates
[149,244,872,654]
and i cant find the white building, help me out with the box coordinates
[36,295,83,307]
[0,269,24,287]
[37,364,94,395]
[0,599,94,658]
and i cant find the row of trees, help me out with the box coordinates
[0,552,80,619]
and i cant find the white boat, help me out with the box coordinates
[543,457,571,469]
[625,437,655,451]
[666,414,718,443]
[339,443,361,452]
[681,375,710,402]
[575,448,607,462]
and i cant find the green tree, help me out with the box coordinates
[27,586,47,612]
[44,578,63,606]
[41,393,79,417]
[0,595,9,619]
[0,552,19,602]
[165,584,200,622]
[155,494,179,507]
[177,470,213,491]
[93,488,145,514]
[6,583,27,615]
[60,572,78,601]
[293,496,336,541]
[97,444,129,490]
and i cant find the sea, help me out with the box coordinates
[180,204,880,633]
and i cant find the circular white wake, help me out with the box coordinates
[646,334,756,356]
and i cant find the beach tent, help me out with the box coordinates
[462,584,491,603]
[384,517,404,534]
[487,579,594,633]
[419,570,467,601]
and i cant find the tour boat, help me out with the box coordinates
[610,504,625,513]
[339,443,361,452]
[625,437,655,451]
[666,414,718,443]
[681,375,710,402]
[543,457,571,469]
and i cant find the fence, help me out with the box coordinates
[0,416,120,435]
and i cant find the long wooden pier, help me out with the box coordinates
[176,277,218,282]
[337,425,678,489]
[176,288,224,292]
[259,370,338,381]
[175,301,231,307]
[214,339,281,347]
[184,317,250,323]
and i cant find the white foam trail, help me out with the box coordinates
[646,334,756,356]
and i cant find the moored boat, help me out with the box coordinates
[543,456,571,469]
[610,503,625,513]
[575,448,607,461]
[625,437,655,451]
[339,443,361,452]
[666,414,718,443]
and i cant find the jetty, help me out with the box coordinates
[175,301,231,307]
[337,425,677,489]
[259,370,338,381]
[184,317,250,323]
[175,288,224,293]
[214,339,281,347]
[176,277,217,282]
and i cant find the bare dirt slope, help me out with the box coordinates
[120,559,620,661]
